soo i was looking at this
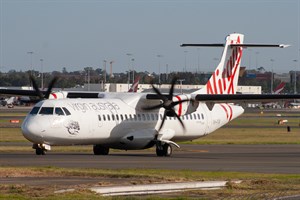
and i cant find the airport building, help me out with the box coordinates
[77,83,262,94]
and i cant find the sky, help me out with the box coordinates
[0,0,299,74]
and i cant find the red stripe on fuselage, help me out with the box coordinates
[175,96,182,116]
[220,104,229,120]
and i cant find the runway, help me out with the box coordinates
[1,144,300,174]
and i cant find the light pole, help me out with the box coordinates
[103,60,107,91]
[87,67,90,91]
[126,53,132,89]
[197,48,200,74]
[293,59,298,94]
[255,51,259,69]
[131,58,135,84]
[270,59,274,93]
[157,54,163,85]
[178,79,185,94]
[40,59,44,89]
[27,51,34,76]
[184,51,188,72]
[248,49,252,69]
[166,64,169,81]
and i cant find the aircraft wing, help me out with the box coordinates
[192,94,300,103]
[146,93,300,103]
[0,88,43,97]
[0,88,105,99]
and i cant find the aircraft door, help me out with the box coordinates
[202,104,212,135]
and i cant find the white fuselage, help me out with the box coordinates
[21,95,244,150]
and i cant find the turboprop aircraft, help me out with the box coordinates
[5,33,300,156]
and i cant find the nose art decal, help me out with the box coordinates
[65,120,80,135]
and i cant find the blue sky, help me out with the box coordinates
[0,0,299,74]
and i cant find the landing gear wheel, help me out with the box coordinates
[93,145,109,155]
[156,143,172,157]
[35,148,45,155]
[163,143,172,157]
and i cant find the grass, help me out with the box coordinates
[1,110,300,199]
[0,128,26,142]
[1,167,300,199]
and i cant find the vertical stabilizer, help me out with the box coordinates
[194,33,244,94]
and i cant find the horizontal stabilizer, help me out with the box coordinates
[181,43,224,47]
[181,44,290,48]
[230,44,290,48]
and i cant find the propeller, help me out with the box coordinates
[143,77,190,131]
[30,75,58,100]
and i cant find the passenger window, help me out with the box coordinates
[107,114,110,121]
[112,114,115,120]
[55,107,65,116]
[39,107,54,115]
[142,114,146,121]
[125,114,128,120]
[30,107,40,115]
[201,113,205,119]
[103,115,106,121]
[197,113,201,120]
[120,114,124,121]
[116,114,119,121]
[62,107,71,115]
[151,114,155,120]
[98,115,101,121]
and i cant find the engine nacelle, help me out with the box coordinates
[48,91,68,99]
[173,94,199,116]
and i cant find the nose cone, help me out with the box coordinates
[21,117,44,143]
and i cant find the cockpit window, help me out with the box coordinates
[62,107,71,115]
[55,107,65,116]
[39,107,54,115]
[30,107,40,115]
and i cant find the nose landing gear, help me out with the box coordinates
[33,143,51,155]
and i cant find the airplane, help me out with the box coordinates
[273,82,286,94]
[4,33,300,156]
[128,76,140,93]
[0,96,17,108]
[262,82,286,108]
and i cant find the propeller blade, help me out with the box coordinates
[44,77,58,99]
[29,75,43,99]
[151,83,168,102]
[174,112,186,131]
[168,77,177,100]
[158,111,167,132]
[171,99,191,107]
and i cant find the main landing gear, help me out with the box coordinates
[156,142,172,157]
[93,145,109,155]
